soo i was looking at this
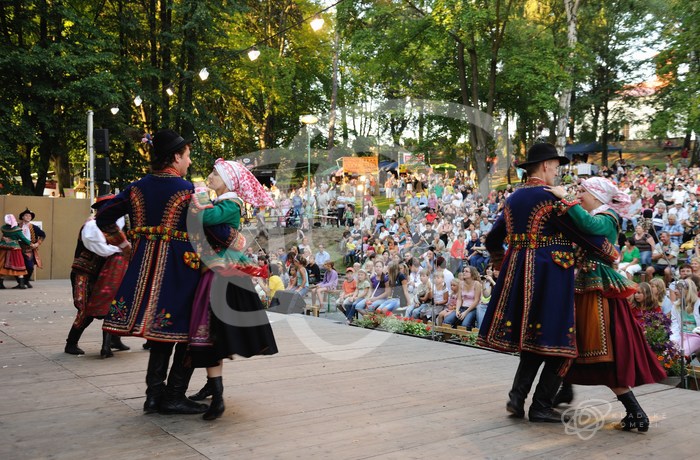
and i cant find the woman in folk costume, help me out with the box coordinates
[0,214,30,289]
[187,158,278,420]
[547,177,666,432]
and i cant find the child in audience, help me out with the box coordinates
[345,269,372,324]
[630,282,658,325]
[336,268,357,315]
[440,278,463,326]
[408,269,432,320]
[476,266,497,328]
[649,277,673,315]
[670,279,700,358]
[423,271,447,323]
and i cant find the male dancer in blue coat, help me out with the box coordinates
[478,143,619,423]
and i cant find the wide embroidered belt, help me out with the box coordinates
[127,226,189,242]
[506,233,570,249]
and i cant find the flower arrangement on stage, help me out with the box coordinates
[642,310,682,377]
[352,312,431,337]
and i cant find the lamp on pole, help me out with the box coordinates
[300,114,318,226]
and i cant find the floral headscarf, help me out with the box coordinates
[213,158,275,208]
[581,177,632,219]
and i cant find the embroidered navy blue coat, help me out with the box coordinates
[97,172,234,343]
[477,179,619,358]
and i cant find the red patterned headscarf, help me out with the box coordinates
[214,158,275,208]
[581,177,632,219]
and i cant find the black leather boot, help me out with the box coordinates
[110,335,131,351]
[0,279,5,289]
[528,360,570,423]
[13,277,27,289]
[202,377,225,421]
[100,331,114,358]
[65,324,89,355]
[159,343,208,415]
[507,353,543,418]
[188,380,213,401]
[553,382,574,407]
[527,361,568,423]
[144,347,170,413]
[617,391,649,432]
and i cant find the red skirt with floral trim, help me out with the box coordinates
[0,248,27,275]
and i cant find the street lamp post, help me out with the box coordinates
[300,114,318,227]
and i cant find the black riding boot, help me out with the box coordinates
[100,331,114,358]
[528,360,569,423]
[159,343,208,415]
[110,335,131,351]
[188,380,214,401]
[507,352,543,418]
[144,347,171,413]
[64,320,92,355]
[202,377,225,421]
[618,391,649,432]
[553,382,574,407]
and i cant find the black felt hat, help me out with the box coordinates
[152,129,193,158]
[18,208,35,220]
[517,143,569,168]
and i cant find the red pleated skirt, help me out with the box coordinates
[565,294,667,387]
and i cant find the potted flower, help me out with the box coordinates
[642,310,683,380]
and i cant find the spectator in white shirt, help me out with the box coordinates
[671,183,689,205]
[314,244,331,267]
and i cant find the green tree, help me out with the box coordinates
[653,0,700,165]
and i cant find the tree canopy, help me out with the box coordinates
[0,0,691,196]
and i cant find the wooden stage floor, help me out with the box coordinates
[1,281,697,459]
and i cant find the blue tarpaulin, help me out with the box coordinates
[564,142,622,159]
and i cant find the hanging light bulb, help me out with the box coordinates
[133,95,143,107]
[247,47,261,61]
[198,68,209,81]
[110,106,120,115]
[310,14,325,31]
[166,86,175,96]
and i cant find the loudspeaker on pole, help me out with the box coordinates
[93,129,109,153]
[95,157,111,182]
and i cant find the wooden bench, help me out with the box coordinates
[434,325,479,341]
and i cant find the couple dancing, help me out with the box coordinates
[478,144,665,431]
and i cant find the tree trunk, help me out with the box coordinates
[555,0,580,155]
[54,151,71,196]
[327,30,340,150]
[601,102,609,167]
[19,143,35,194]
